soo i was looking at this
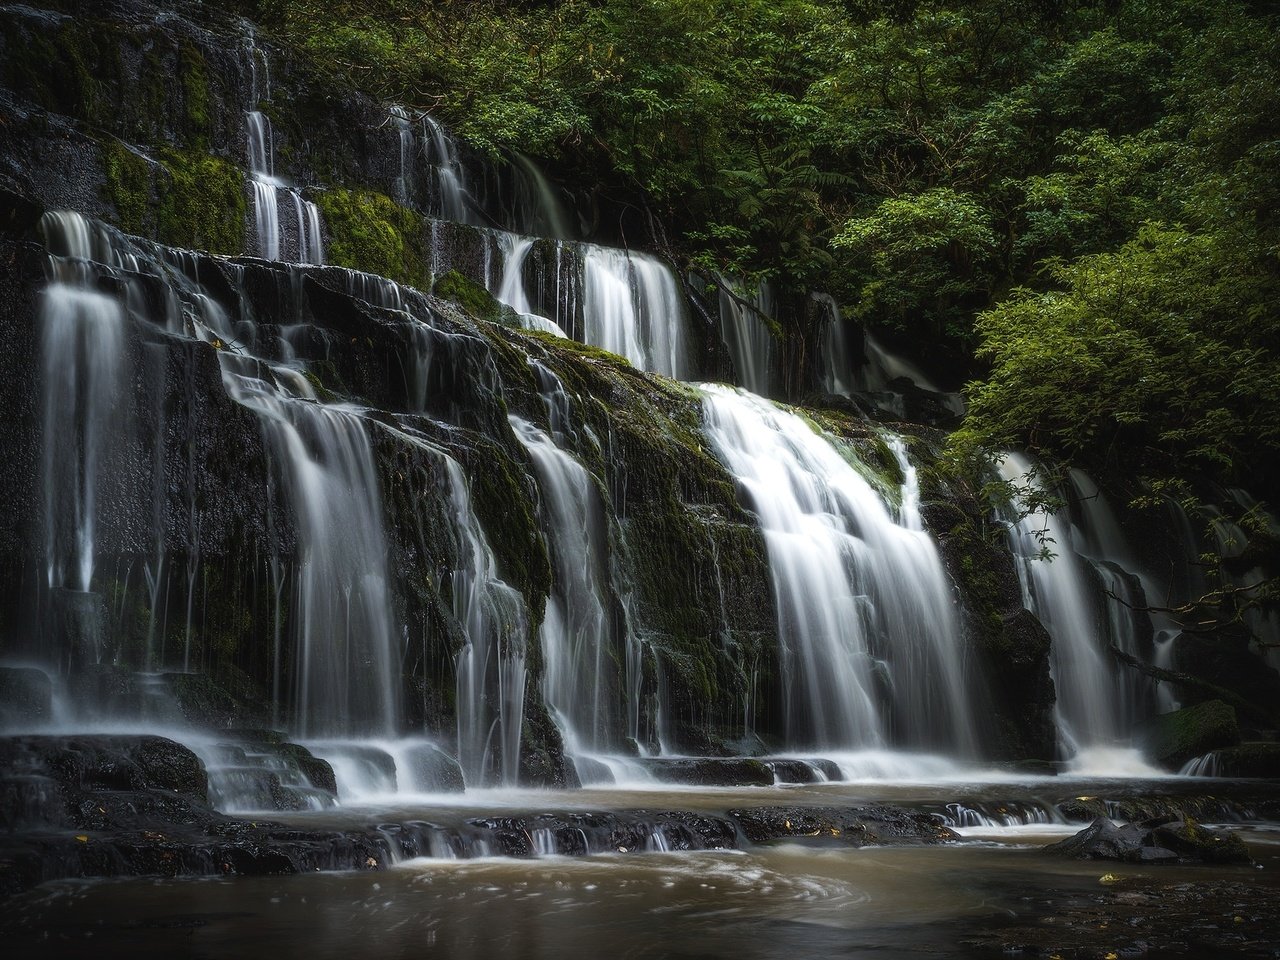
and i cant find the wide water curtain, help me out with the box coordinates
[701,386,977,754]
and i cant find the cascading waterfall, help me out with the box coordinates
[38,213,127,599]
[510,416,621,768]
[170,282,400,740]
[996,454,1157,762]
[580,246,691,379]
[442,455,529,786]
[422,115,476,224]
[701,385,978,754]
[243,41,323,264]
[814,292,856,397]
[717,277,775,396]
[245,110,324,264]
[814,294,964,417]
[509,152,574,239]
[486,235,689,377]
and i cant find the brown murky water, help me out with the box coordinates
[7,780,1280,959]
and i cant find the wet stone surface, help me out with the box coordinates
[961,875,1280,958]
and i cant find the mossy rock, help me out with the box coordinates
[1138,700,1241,770]
[156,148,246,254]
[433,269,509,325]
[315,188,426,287]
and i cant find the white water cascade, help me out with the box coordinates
[442,454,530,786]
[996,454,1157,762]
[246,110,324,264]
[487,237,691,377]
[38,213,127,597]
[815,294,964,417]
[511,416,623,772]
[580,246,691,379]
[243,41,323,264]
[701,385,978,753]
[422,115,476,224]
[717,277,775,396]
[193,319,397,738]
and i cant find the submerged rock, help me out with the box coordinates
[728,805,958,846]
[1044,816,1251,865]
[636,757,774,787]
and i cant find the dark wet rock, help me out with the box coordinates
[0,734,377,895]
[927,495,1057,762]
[1197,743,1280,779]
[729,805,958,846]
[0,667,52,727]
[1053,793,1271,825]
[166,671,272,730]
[762,758,844,784]
[1045,816,1251,865]
[637,757,774,787]
[403,745,465,794]
[0,735,209,807]
[961,876,1280,959]
[1138,700,1241,770]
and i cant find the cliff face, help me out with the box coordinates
[52,0,1280,780]
[0,0,805,779]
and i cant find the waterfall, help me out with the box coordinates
[701,385,977,753]
[511,416,622,767]
[422,115,476,224]
[814,292,856,396]
[509,152,574,239]
[193,337,398,738]
[996,453,1159,758]
[487,237,690,377]
[814,293,965,417]
[38,214,126,597]
[442,456,529,786]
[244,52,323,265]
[494,233,536,315]
[246,110,282,260]
[390,105,419,206]
[717,277,774,395]
[579,245,691,379]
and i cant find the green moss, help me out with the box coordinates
[178,40,212,147]
[433,269,507,324]
[100,138,151,236]
[315,188,426,287]
[156,149,247,255]
[2,20,96,118]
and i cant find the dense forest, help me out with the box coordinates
[217,0,1280,501]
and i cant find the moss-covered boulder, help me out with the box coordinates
[1138,700,1241,770]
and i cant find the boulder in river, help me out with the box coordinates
[1044,816,1252,864]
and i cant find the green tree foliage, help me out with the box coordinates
[244,0,1279,497]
